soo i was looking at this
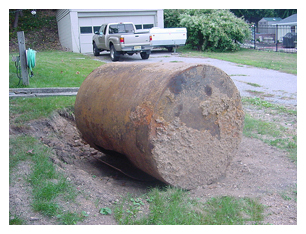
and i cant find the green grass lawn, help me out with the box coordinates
[9,51,104,88]
[9,96,76,125]
[177,47,297,75]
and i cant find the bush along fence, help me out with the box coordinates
[242,24,297,53]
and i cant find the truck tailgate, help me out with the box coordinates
[122,33,151,46]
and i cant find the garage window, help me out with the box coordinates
[143,24,154,29]
[80,27,92,34]
[135,24,154,30]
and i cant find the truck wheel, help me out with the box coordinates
[140,52,150,60]
[110,45,120,61]
[93,42,100,56]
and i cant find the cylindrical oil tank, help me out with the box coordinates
[75,63,244,189]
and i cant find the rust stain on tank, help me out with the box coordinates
[129,102,154,126]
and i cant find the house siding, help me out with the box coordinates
[56,10,73,51]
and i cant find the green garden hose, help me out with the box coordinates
[13,48,37,86]
[26,48,36,77]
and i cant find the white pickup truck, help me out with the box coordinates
[92,22,153,61]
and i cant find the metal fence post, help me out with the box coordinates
[253,25,256,50]
[275,24,278,52]
[17,31,29,86]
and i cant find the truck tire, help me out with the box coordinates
[140,52,150,60]
[110,45,120,61]
[93,42,100,56]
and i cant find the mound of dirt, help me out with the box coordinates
[9,111,297,225]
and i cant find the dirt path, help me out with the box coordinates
[9,109,297,225]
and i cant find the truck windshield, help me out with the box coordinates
[109,24,134,34]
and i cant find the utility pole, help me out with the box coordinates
[17,31,29,86]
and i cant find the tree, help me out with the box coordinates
[230,9,275,24]
[273,9,297,19]
[164,9,185,28]
[179,9,251,51]
[12,10,24,29]
[230,9,297,24]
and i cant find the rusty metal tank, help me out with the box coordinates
[74,62,244,189]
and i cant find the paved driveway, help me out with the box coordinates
[89,50,297,107]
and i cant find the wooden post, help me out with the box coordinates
[17,31,29,86]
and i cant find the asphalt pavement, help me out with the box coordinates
[91,50,297,107]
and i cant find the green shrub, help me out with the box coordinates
[179,9,251,51]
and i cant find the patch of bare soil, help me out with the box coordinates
[9,111,297,225]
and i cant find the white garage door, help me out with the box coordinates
[79,15,155,53]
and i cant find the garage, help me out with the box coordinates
[56,9,164,53]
